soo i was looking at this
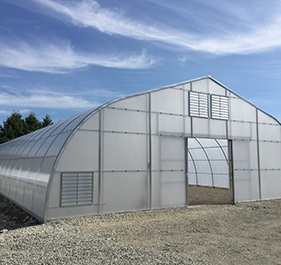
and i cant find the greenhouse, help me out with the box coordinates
[0,76,280,222]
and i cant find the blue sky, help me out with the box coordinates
[1,0,281,124]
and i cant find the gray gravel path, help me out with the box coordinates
[1,196,281,264]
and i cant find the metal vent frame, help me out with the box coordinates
[189,91,209,118]
[211,95,229,120]
[61,172,93,207]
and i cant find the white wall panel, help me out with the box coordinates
[193,118,209,138]
[192,79,208,93]
[152,171,185,208]
[259,141,281,169]
[158,114,184,134]
[110,94,148,111]
[56,131,99,172]
[104,108,148,133]
[209,119,227,138]
[257,109,279,124]
[103,172,149,213]
[234,170,260,201]
[260,170,281,200]
[229,95,257,122]
[103,133,148,171]
[208,79,226,95]
[258,123,281,142]
[79,112,99,131]
[151,89,183,114]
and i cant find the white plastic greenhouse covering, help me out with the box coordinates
[0,76,281,222]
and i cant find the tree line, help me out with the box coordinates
[0,112,53,144]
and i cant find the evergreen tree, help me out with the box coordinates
[0,112,25,144]
[41,114,53,128]
[0,112,54,144]
[25,112,41,134]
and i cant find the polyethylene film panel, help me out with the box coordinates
[210,160,228,174]
[153,136,185,171]
[233,170,260,202]
[259,141,281,169]
[103,133,148,171]
[32,185,47,220]
[260,170,281,200]
[103,108,148,134]
[257,109,279,124]
[79,113,99,130]
[192,79,208,93]
[209,119,227,138]
[56,131,99,172]
[258,123,281,142]
[158,114,184,134]
[152,171,185,208]
[22,181,35,211]
[229,121,252,140]
[229,95,257,122]
[61,110,93,134]
[36,135,56,157]
[208,79,226,95]
[46,132,71,157]
[232,140,253,170]
[26,138,46,158]
[197,173,212,186]
[36,157,56,187]
[102,172,148,213]
[213,174,229,188]
[188,173,197,185]
[109,94,148,111]
[192,118,210,138]
[26,157,43,183]
[151,88,183,114]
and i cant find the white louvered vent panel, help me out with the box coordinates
[211,95,229,120]
[61,172,93,206]
[189,91,209,118]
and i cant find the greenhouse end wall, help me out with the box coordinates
[45,77,281,221]
[0,76,281,222]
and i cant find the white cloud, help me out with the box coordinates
[32,0,281,55]
[0,90,97,109]
[0,40,155,73]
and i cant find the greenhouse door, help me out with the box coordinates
[186,138,234,205]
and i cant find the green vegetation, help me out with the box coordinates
[0,112,53,144]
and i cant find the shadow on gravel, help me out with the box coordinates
[0,195,39,232]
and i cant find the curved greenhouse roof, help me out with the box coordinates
[0,76,281,222]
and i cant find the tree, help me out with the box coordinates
[0,112,53,144]
[41,114,53,128]
[25,112,41,134]
[0,112,25,144]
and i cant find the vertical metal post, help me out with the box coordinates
[228,139,234,204]
[98,110,102,214]
[149,93,152,210]
[185,138,189,206]
[256,109,262,200]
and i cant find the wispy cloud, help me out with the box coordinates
[0,89,97,109]
[0,39,155,73]
[31,0,281,55]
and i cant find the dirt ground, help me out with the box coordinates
[1,188,281,264]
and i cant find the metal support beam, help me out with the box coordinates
[149,93,152,210]
[256,109,262,200]
[98,110,102,214]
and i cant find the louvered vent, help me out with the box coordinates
[189,91,209,118]
[61,172,93,206]
[211,95,229,120]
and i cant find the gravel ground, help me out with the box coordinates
[1,194,281,264]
